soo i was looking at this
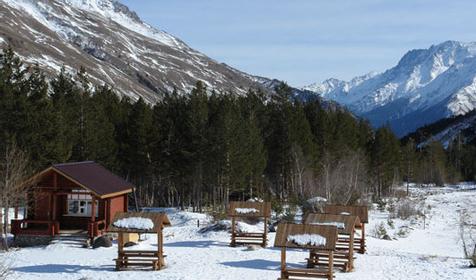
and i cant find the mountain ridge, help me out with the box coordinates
[0,0,278,102]
[303,40,476,136]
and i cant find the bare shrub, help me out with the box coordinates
[318,150,369,205]
[459,211,476,267]
[390,199,420,220]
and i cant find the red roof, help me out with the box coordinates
[52,161,133,198]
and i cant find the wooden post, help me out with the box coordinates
[90,197,96,238]
[158,228,164,269]
[360,223,365,254]
[14,207,18,220]
[231,216,236,247]
[262,217,268,247]
[52,173,57,221]
[349,230,355,271]
[327,250,334,280]
[52,194,57,221]
[280,247,287,279]
[117,232,124,271]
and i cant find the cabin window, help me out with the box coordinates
[66,190,98,217]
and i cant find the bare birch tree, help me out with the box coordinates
[0,143,30,251]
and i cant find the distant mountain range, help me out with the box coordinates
[303,41,476,136]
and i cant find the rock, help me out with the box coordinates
[124,241,137,247]
[82,239,91,248]
[382,234,392,240]
[245,245,261,251]
[268,221,279,233]
[198,221,229,234]
[92,236,112,249]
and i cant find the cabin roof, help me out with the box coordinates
[323,205,369,223]
[107,212,171,233]
[51,161,133,198]
[22,161,134,199]
[227,201,271,218]
[274,223,337,250]
[304,213,361,234]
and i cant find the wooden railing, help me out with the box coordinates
[11,219,60,236]
[88,220,106,238]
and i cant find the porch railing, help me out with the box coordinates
[88,220,106,238]
[11,219,60,236]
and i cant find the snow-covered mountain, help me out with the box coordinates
[403,110,476,148]
[0,0,270,102]
[303,41,476,136]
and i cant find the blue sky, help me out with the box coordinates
[120,0,476,87]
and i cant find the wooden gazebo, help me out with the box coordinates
[107,212,171,271]
[227,201,271,247]
[304,213,361,272]
[323,205,368,254]
[274,223,338,280]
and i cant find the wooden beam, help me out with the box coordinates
[328,250,334,280]
[231,216,236,247]
[91,197,96,223]
[281,247,287,279]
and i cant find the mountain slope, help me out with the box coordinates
[303,41,476,136]
[0,0,267,102]
[402,110,476,147]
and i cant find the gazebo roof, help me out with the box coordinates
[304,213,361,235]
[227,201,271,218]
[107,212,171,234]
[323,205,368,224]
[274,223,337,251]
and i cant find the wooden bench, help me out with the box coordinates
[115,250,167,271]
[107,212,171,271]
[228,201,271,247]
[324,205,368,254]
[304,213,361,272]
[275,223,338,280]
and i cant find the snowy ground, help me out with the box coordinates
[3,186,476,280]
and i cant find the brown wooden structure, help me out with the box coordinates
[304,213,361,272]
[11,161,133,239]
[274,223,338,280]
[227,201,271,247]
[108,212,171,271]
[323,205,368,253]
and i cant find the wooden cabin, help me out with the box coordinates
[323,205,368,254]
[11,161,133,240]
[108,212,171,271]
[227,201,271,247]
[304,213,361,272]
[274,223,338,280]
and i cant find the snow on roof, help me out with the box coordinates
[287,234,326,247]
[113,217,154,230]
[307,196,327,204]
[310,221,345,229]
[235,208,259,214]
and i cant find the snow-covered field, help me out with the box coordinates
[3,186,476,280]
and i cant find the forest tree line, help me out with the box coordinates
[1,47,475,211]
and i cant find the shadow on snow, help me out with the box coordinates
[164,240,229,248]
[220,259,281,271]
[13,264,115,274]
